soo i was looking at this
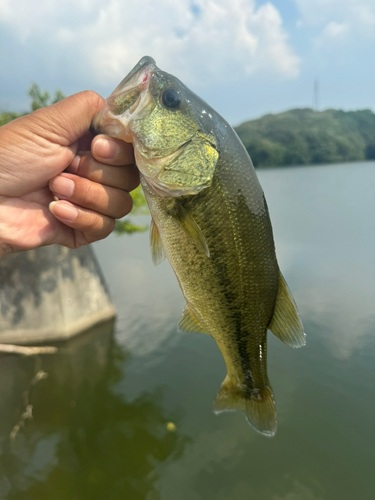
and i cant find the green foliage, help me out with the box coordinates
[114,219,148,234]
[128,184,149,216]
[235,108,375,167]
[52,89,66,104]
[114,185,149,235]
[29,83,65,110]
[0,84,66,125]
[0,111,22,126]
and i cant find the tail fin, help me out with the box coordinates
[213,375,277,437]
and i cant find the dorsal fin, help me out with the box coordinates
[150,218,166,266]
[268,272,305,348]
[178,304,209,334]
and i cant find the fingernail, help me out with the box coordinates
[50,176,75,198]
[93,137,121,159]
[68,155,81,174]
[49,201,78,222]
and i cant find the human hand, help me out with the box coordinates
[0,91,139,258]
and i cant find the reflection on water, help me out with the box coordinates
[0,321,186,499]
[260,162,375,361]
[1,162,375,499]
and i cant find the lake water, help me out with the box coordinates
[1,162,374,499]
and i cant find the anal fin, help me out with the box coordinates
[213,375,277,437]
[178,304,208,334]
[268,271,306,348]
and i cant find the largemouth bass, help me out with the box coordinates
[93,56,305,436]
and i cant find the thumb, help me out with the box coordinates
[22,91,105,147]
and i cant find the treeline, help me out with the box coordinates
[235,108,375,168]
[3,89,375,169]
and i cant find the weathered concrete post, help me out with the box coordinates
[0,245,116,344]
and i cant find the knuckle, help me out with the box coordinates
[128,177,140,193]
[86,214,105,234]
[82,178,100,205]
[82,90,103,110]
[103,218,116,238]
[76,155,104,184]
[75,155,88,176]
[79,156,98,181]
[113,192,133,219]
[126,167,140,191]
[88,165,105,184]
[90,216,115,240]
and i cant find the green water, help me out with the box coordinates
[1,162,374,499]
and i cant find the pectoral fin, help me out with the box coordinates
[150,219,166,266]
[178,304,208,334]
[268,272,305,348]
[169,202,210,257]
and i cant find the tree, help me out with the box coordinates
[29,83,65,110]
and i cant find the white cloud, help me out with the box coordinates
[322,21,349,39]
[294,0,375,32]
[0,0,300,90]
[313,21,349,47]
[294,0,375,51]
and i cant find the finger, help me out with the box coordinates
[65,152,140,191]
[20,187,55,206]
[78,130,94,151]
[49,200,115,243]
[18,91,105,147]
[91,134,135,165]
[49,173,133,219]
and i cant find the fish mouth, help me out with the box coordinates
[114,56,155,90]
[92,56,156,141]
[128,94,142,115]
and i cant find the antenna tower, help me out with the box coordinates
[314,79,319,111]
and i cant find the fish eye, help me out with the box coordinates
[162,88,180,109]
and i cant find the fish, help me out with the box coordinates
[93,56,305,436]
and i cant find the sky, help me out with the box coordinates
[0,0,375,125]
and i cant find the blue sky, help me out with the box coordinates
[1,0,374,125]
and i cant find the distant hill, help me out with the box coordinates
[235,108,375,168]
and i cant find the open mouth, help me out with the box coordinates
[108,64,154,116]
[128,94,142,115]
[91,63,155,140]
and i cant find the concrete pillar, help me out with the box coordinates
[0,245,116,344]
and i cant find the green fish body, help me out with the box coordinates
[93,56,305,436]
